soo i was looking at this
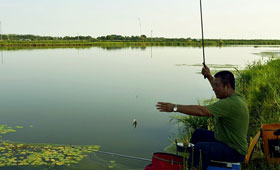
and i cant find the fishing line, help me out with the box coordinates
[131,95,137,128]
[93,150,151,162]
[94,2,208,164]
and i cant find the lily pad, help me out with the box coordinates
[15,126,23,129]
[0,124,101,168]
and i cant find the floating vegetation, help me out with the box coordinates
[110,160,116,164]
[0,124,100,168]
[186,63,239,69]
[176,63,240,75]
[254,51,280,58]
[175,64,188,66]
[0,125,17,136]
[0,141,100,167]
[108,160,117,169]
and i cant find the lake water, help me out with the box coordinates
[0,46,277,169]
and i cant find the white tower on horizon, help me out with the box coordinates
[138,18,142,36]
[0,21,2,41]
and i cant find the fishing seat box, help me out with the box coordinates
[207,161,240,170]
[245,123,280,164]
[261,124,280,163]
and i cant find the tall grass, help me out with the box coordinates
[236,59,280,137]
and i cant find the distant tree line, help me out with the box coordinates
[1,34,280,46]
[0,34,150,42]
[0,34,97,41]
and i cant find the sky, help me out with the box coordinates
[0,0,280,39]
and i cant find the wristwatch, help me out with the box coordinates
[173,105,178,112]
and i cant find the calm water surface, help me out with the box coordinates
[0,46,275,169]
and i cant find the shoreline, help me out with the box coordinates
[1,40,280,50]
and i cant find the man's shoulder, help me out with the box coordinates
[206,93,248,116]
[226,93,246,103]
[230,93,247,105]
[227,93,249,114]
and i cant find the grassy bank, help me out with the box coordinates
[238,59,280,169]
[237,59,280,137]
[1,34,280,49]
[1,36,280,49]
[172,59,280,169]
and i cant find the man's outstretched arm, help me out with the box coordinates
[156,102,213,117]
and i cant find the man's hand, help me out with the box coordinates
[202,64,215,88]
[202,64,211,78]
[156,102,175,112]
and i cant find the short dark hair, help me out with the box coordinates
[214,71,235,90]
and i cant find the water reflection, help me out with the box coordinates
[1,50,3,64]
[0,46,278,169]
[100,46,147,51]
[150,45,153,59]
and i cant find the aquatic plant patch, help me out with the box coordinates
[0,125,17,136]
[254,51,280,58]
[0,142,100,167]
[0,124,100,167]
[186,63,239,69]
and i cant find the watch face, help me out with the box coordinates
[173,106,177,112]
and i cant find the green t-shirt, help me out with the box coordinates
[206,93,249,155]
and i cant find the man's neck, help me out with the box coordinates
[226,90,235,97]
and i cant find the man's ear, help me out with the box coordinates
[225,83,230,91]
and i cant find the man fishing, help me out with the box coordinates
[156,65,249,170]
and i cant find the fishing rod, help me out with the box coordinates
[93,150,151,162]
[199,0,206,69]
[199,0,208,80]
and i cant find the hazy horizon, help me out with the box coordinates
[1,0,280,39]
